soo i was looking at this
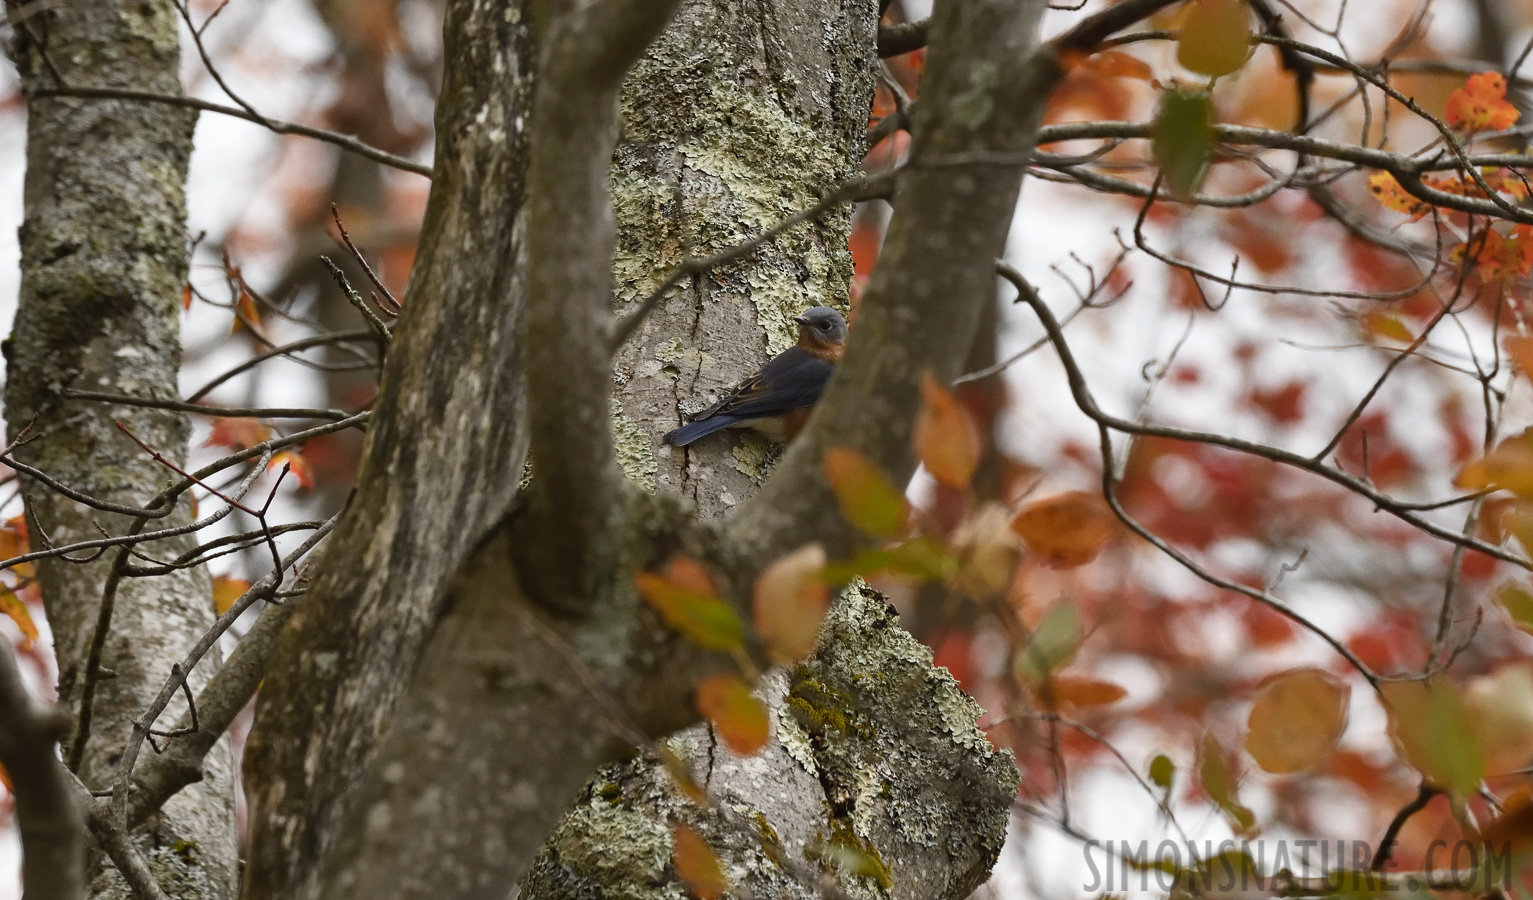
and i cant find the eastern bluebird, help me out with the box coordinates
[664,306,847,447]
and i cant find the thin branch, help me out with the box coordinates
[878,19,928,57]
[64,389,354,421]
[30,86,432,177]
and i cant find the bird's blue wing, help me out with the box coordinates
[664,415,747,446]
[701,347,833,420]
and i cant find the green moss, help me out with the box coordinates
[807,817,894,893]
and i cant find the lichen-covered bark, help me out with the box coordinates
[610,0,874,514]
[523,587,1018,900]
[525,2,1020,898]
[6,3,237,896]
[239,1,535,896]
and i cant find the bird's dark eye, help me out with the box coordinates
[818,321,830,330]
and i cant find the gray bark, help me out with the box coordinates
[239,0,536,895]
[239,0,1081,896]
[6,2,237,896]
[522,585,1018,900]
[609,0,873,518]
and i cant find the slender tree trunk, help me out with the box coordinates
[6,2,237,896]
[239,0,535,895]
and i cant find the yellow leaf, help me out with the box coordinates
[211,576,252,616]
[1362,311,1415,344]
[673,825,728,900]
[915,373,981,489]
[1465,665,1533,775]
[752,544,829,664]
[1455,433,1533,498]
[1244,667,1350,774]
[1177,0,1255,77]
[823,448,909,538]
[696,673,770,756]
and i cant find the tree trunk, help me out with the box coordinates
[7,3,238,897]
[238,0,536,896]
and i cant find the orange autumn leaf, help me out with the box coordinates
[0,515,29,563]
[1048,676,1128,709]
[181,284,194,311]
[636,557,745,652]
[212,575,252,616]
[1445,72,1519,133]
[1059,48,1153,80]
[232,288,263,335]
[1452,225,1533,285]
[823,448,909,538]
[752,544,829,664]
[1011,491,1114,567]
[0,583,38,649]
[1506,336,1533,379]
[1366,172,1431,219]
[673,825,728,900]
[915,373,981,489]
[695,673,770,756]
[203,418,272,450]
[1244,668,1350,774]
[268,451,315,491]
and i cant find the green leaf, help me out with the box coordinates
[1013,602,1080,686]
[1153,89,1215,199]
[1382,679,1484,795]
[823,448,910,538]
[1496,581,1533,635]
[636,572,745,652]
[1149,753,1176,792]
[1198,731,1256,834]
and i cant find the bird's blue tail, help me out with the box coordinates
[664,416,744,446]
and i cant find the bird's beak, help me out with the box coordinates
[792,316,809,326]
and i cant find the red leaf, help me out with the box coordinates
[203,418,272,450]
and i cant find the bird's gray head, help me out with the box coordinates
[792,306,848,346]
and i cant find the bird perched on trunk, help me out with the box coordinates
[664,306,847,447]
